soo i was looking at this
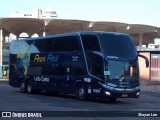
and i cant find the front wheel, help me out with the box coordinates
[75,85,87,101]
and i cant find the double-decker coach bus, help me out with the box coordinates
[9,31,149,101]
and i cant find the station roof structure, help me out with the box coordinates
[0,18,160,46]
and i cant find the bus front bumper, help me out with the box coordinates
[102,88,140,99]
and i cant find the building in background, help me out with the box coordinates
[10,7,57,19]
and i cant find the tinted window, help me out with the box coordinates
[99,33,137,58]
[34,38,54,52]
[53,36,80,52]
[86,53,104,79]
[34,36,80,52]
[81,35,101,51]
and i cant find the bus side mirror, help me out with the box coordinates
[138,54,149,68]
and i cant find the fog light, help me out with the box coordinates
[105,91,111,96]
[136,92,140,96]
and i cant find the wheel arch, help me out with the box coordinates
[74,80,84,89]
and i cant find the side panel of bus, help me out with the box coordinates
[29,52,86,93]
[9,34,89,95]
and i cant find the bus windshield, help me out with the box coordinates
[107,60,139,83]
[99,33,137,59]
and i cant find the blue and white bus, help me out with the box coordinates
[9,31,149,101]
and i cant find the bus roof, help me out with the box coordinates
[11,31,130,43]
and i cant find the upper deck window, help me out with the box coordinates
[53,36,80,52]
[81,35,101,51]
[34,38,53,52]
[34,36,80,52]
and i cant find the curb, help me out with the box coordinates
[140,80,160,93]
[141,85,160,93]
[0,79,8,81]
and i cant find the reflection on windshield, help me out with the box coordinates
[107,60,138,80]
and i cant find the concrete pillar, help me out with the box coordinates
[43,23,46,36]
[43,30,46,36]
[0,28,3,78]
[139,33,143,47]
[43,20,51,36]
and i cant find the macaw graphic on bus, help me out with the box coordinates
[15,41,40,76]
[17,43,31,75]
[17,54,30,76]
[17,49,30,76]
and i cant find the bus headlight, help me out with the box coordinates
[105,91,111,96]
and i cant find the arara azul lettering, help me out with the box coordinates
[34,54,46,62]
[47,54,58,62]
[34,54,58,63]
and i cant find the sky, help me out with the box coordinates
[0,0,160,27]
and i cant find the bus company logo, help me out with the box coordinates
[34,54,58,63]
[2,112,11,117]
[34,76,50,82]
[34,54,46,62]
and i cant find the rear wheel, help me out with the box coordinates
[20,81,27,93]
[75,85,87,101]
[27,81,34,94]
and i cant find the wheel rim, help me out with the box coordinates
[20,83,25,90]
[79,88,84,98]
[28,84,32,93]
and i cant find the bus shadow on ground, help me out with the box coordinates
[17,90,131,105]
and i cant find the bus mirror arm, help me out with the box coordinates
[138,54,149,68]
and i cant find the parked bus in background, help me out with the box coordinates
[9,31,149,101]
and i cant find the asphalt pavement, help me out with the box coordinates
[1,79,160,93]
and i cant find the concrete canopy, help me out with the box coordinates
[43,19,90,35]
[119,24,158,45]
[0,18,159,46]
[120,24,157,34]
[85,21,128,32]
[1,18,44,37]
[157,28,160,37]
[0,19,10,37]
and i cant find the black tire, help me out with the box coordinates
[108,98,117,102]
[20,81,27,93]
[75,85,87,101]
[27,81,34,94]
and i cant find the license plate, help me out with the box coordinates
[122,94,128,97]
